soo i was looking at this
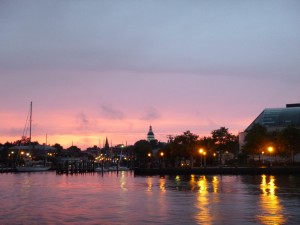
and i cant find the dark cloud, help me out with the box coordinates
[4,128,23,138]
[0,1,299,79]
[141,107,160,121]
[100,105,124,120]
[77,113,89,129]
[75,113,99,134]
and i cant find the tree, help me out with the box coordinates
[166,130,199,167]
[242,124,268,161]
[134,140,152,167]
[52,143,63,155]
[278,126,300,163]
[0,142,14,164]
[66,145,82,157]
[198,136,217,166]
[211,127,238,165]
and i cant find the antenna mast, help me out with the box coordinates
[29,101,32,143]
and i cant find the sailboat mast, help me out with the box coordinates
[29,101,32,143]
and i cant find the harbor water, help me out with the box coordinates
[1,171,300,224]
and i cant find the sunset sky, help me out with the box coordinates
[1,0,300,149]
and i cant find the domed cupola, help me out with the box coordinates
[147,125,155,142]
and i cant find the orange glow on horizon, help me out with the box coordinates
[0,108,252,149]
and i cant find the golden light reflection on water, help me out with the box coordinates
[159,176,166,192]
[212,176,219,193]
[194,175,215,225]
[120,171,127,191]
[147,176,153,192]
[257,175,286,225]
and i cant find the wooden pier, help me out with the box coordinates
[56,158,95,174]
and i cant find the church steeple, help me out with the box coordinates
[147,125,155,142]
[104,137,109,149]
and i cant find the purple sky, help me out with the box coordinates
[1,0,300,149]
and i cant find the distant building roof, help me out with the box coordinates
[9,144,56,151]
[286,103,300,108]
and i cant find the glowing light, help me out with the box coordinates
[268,146,274,153]
[257,175,286,224]
[147,177,153,192]
[195,176,213,224]
[159,179,166,192]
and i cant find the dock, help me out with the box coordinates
[56,159,95,174]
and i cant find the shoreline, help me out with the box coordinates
[134,166,300,176]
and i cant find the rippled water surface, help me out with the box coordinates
[1,171,300,224]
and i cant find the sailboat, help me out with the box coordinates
[15,102,51,172]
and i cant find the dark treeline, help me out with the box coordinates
[134,125,300,168]
[135,127,238,168]
[242,124,300,164]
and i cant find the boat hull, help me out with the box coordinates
[16,166,51,172]
[94,167,130,172]
[108,166,130,171]
[94,167,109,172]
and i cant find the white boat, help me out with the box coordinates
[15,102,51,172]
[94,167,109,172]
[108,166,130,171]
[16,165,51,172]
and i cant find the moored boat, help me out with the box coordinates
[16,165,51,172]
[94,167,109,172]
[14,102,52,172]
[108,166,130,171]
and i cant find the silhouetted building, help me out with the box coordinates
[104,137,109,149]
[147,125,155,142]
[101,137,110,154]
[245,103,300,132]
[239,103,300,149]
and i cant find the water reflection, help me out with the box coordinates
[1,173,300,224]
[147,176,153,191]
[120,171,127,191]
[159,176,166,192]
[195,176,212,224]
[212,176,219,193]
[257,175,286,224]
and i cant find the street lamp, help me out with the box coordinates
[160,152,164,169]
[203,152,207,167]
[268,146,274,167]
[199,148,204,167]
[147,153,152,168]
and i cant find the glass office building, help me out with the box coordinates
[239,104,300,151]
[245,104,300,132]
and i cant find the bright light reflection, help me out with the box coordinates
[120,171,127,191]
[212,176,219,193]
[159,177,166,192]
[190,174,196,191]
[147,177,153,192]
[257,175,286,224]
[195,176,213,224]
